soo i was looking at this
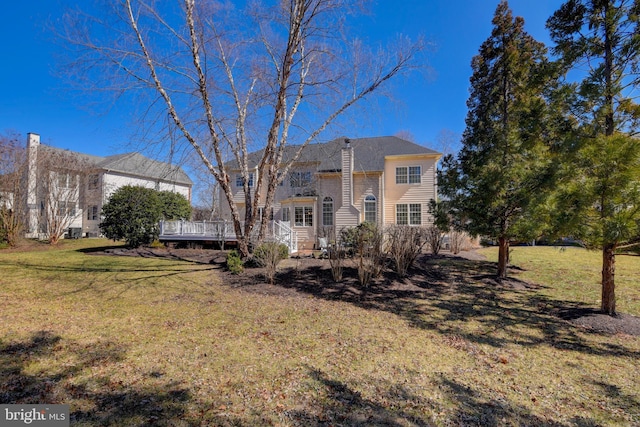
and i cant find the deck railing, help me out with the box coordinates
[158,219,298,253]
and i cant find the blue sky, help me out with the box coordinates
[0,0,561,157]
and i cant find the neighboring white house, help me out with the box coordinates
[219,136,441,249]
[24,132,193,239]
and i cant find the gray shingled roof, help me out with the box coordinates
[228,136,440,172]
[97,152,193,185]
[40,145,192,185]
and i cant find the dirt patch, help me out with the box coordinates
[557,308,640,336]
[92,246,640,336]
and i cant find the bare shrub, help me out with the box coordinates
[386,225,428,277]
[343,223,384,287]
[425,225,444,255]
[449,230,467,254]
[253,242,289,285]
[325,227,345,283]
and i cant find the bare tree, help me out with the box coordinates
[35,149,96,244]
[61,0,427,256]
[0,132,27,246]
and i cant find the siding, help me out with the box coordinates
[353,172,382,225]
[383,155,438,226]
[102,172,191,204]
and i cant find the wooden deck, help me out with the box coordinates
[158,220,298,253]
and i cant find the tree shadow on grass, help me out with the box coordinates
[437,375,600,427]
[286,365,436,426]
[263,254,640,359]
[0,331,193,426]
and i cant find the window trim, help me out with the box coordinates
[87,205,99,221]
[322,196,334,226]
[364,195,376,223]
[88,174,100,190]
[396,166,421,184]
[294,206,313,227]
[289,171,312,188]
[396,203,422,225]
[235,172,254,188]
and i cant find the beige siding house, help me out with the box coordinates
[219,136,441,249]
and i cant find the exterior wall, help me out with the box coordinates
[279,196,316,250]
[310,173,341,246]
[383,155,439,226]
[353,172,382,225]
[217,144,440,250]
[22,135,192,239]
[102,172,190,203]
[335,145,360,228]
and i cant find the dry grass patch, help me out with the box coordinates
[0,240,638,425]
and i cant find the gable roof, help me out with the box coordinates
[39,145,192,186]
[97,152,193,185]
[228,136,440,173]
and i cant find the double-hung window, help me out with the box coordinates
[235,173,254,187]
[87,205,99,221]
[322,197,333,226]
[396,203,422,225]
[395,166,421,184]
[294,206,313,227]
[282,207,290,222]
[87,174,99,190]
[290,171,312,187]
[364,195,376,223]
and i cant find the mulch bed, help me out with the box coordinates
[96,246,640,336]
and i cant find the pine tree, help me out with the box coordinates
[439,1,556,279]
[547,0,640,315]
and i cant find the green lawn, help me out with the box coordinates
[1,239,639,426]
[480,245,640,315]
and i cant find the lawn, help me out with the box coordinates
[1,239,639,426]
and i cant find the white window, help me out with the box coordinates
[364,195,376,223]
[409,166,422,184]
[396,203,421,225]
[58,201,76,217]
[396,166,421,184]
[87,205,99,221]
[58,172,75,189]
[290,171,312,187]
[322,197,334,226]
[88,174,99,190]
[282,207,290,222]
[294,206,313,227]
[235,173,254,187]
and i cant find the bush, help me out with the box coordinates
[100,185,162,248]
[253,242,289,284]
[425,225,444,255]
[226,250,244,274]
[386,225,428,277]
[342,222,384,287]
[100,186,192,248]
[157,190,192,220]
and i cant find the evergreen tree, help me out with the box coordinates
[100,185,163,248]
[157,190,192,221]
[547,0,640,315]
[439,1,556,279]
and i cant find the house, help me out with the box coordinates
[23,132,193,239]
[219,136,441,249]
